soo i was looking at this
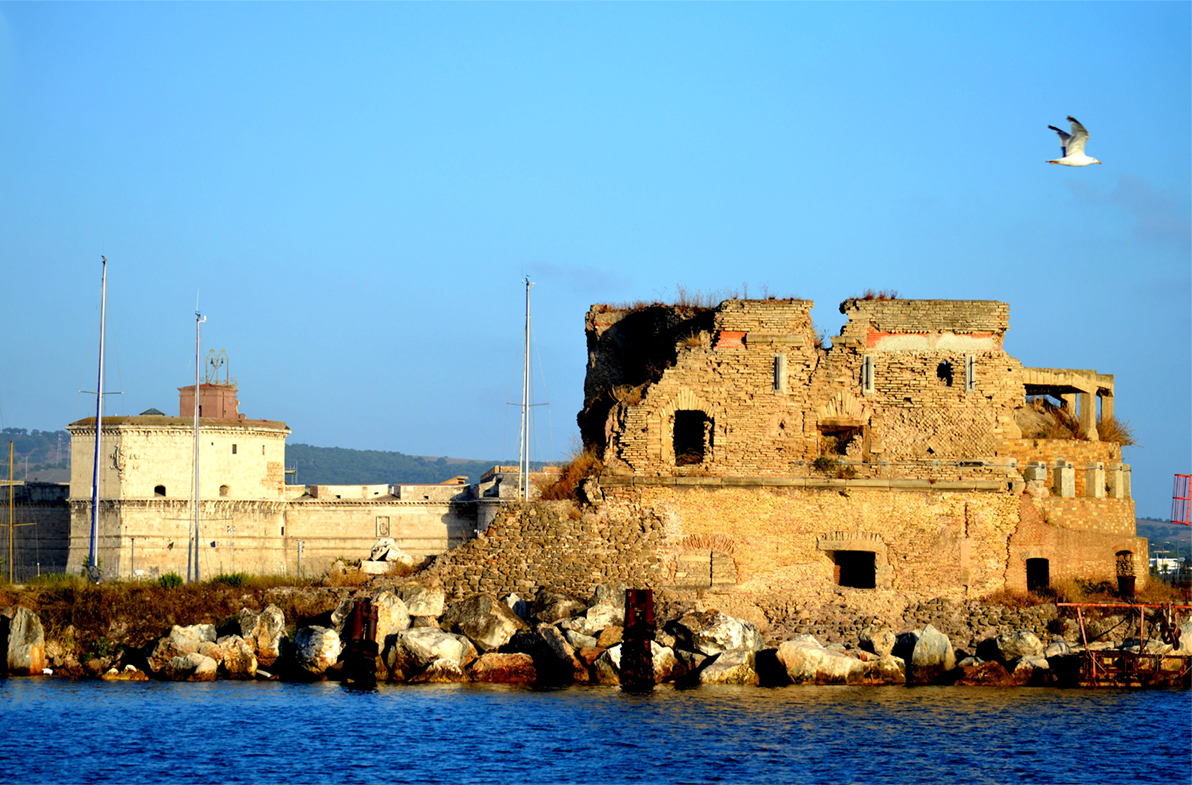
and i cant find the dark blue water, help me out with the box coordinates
[1,680,1188,784]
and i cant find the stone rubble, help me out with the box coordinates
[5,585,1189,690]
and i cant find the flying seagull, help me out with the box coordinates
[1047,116,1102,166]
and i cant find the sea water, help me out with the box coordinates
[1,679,1188,784]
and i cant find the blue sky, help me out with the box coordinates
[0,3,1188,518]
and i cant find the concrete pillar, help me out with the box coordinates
[1085,462,1105,499]
[1078,391,1098,441]
[1100,393,1114,422]
[1060,394,1075,415]
[1053,460,1075,498]
[1023,461,1048,484]
[1105,463,1125,499]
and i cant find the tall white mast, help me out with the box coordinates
[190,309,206,583]
[87,256,107,581]
[519,277,534,502]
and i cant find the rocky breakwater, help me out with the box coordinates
[5,592,1191,689]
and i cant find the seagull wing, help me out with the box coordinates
[1064,116,1089,156]
[1049,125,1072,157]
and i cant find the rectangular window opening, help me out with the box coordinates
[834,550,876,589]
[1026,558,1050,592]
[674,410,711,466]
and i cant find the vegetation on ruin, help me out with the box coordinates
[1097,415,1137,446]
[536,446,603,502]
[596,283,798,314]
[1016,398,1138,446]
[983,577,1187,610]
[856,289,900,300]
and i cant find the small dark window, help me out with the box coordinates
[674,410,711,466]
[834,551,876,589]
[937,361,954,386]
[1026,558,1050,591]
[219,484,229,497]
[232,444,238,455]
[154,485,166,497]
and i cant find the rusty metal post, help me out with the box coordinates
[621,588,656,692]
[343,598,378,687]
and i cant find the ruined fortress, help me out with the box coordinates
[5,297,1142,610]
[429,297,1142,609]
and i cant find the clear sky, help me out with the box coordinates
[0,3,1188,518]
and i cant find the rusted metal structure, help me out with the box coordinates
[621,589,656,692]
[1172,474,1191,525]
[342,598,379,687]
[1059,602,1191,688]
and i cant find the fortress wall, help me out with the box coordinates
[1010,498,1147,591]
[283,500,476,572]
[999,438,1123,498]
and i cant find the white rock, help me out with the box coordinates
[698,649,760,686]
[293,626,342,676]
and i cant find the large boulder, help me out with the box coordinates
[668,611,764,656]
[217,635,258,680]
[385,627,475,681]
[893,625,956,685]
[501,593,529,621]
[584,583,627,629]
[698,649,760,686]
[293,626,342,677]
[408,658,467,684]
[147,624,218,675]
[238,605,287,668]
[993,630,1045,661]
[775,637,867,685]
[532,589,585,624]
[3,607,46,676]
[161,653,219,682]
[466,652,537,684]
[859,628,897,659]
[536,624,591,683]
[396,582,446,619]
[441,594,528,652]
[1175,621,1192,654]
[592,642,680,685]
[950,660,1018,687]
[373,590,412,643]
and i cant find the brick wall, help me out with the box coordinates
[999,438,1122,497]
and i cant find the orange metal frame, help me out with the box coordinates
[1173,474,1191,525]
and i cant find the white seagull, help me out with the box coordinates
[1047,116,1102,166]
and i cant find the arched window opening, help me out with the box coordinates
[937,361,954,387]
[219,484,230,497]
[154,485,166,497]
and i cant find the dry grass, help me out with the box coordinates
[983,577,1181,609]
[612,384,647,406]
[536,447,603,502]
[1097,415,1137,446]
[1018,398,1086,441]
[857,289,900,301]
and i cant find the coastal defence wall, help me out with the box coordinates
[426,481,1145,621]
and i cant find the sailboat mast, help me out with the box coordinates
[519,277,534,501]
[191,310,206,583]
[88,256,107,579]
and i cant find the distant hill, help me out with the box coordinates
[0,428,70,482]
[285,443,546,486]
[1137,518,1192,562]
[0,427,539,487]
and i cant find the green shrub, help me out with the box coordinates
[157,572,184,589]
[210,573,246,588]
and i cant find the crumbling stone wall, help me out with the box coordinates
[582,298,1026,481]
[426,502,670,601]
